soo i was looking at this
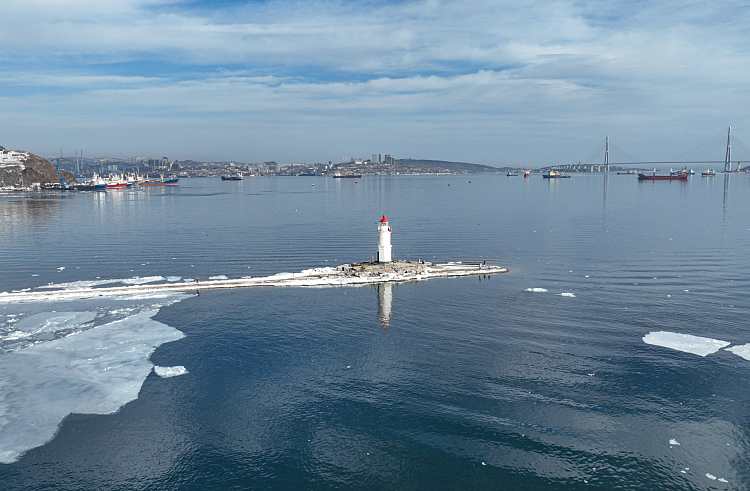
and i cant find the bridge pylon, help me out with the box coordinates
[725,127,732,172]
[604,135,610,172]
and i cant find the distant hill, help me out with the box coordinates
[395,159,509,173]
[0,148,77,187]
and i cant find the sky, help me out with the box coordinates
[2,0,750,166]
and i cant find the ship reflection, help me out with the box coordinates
[377,282,393,329]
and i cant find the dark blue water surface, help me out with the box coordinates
[1,174,750,489]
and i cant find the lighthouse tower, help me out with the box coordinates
[377,215,392,263]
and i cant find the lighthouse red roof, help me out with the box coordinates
[379,215,389,223]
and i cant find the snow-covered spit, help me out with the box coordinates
[0,261,508,303]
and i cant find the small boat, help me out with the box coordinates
[542,170,570,179]
[141,174,179,186]
[221,174,243,181]
[524,171,530,178]
[617,170,638,175]
[506,171,518,176]
[701,169,715,177]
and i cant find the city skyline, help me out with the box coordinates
[2,0,750,166]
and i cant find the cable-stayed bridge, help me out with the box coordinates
[582,127,748,172]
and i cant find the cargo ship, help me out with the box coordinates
[333,175,361,178]
[140,175,179,186]
[638,169,688,180]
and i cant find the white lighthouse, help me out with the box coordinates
[377,215,392,263]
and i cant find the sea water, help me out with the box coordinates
[1,174,749,489]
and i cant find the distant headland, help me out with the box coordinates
[0,146,76,188]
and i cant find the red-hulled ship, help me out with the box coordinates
[638,170,688,181]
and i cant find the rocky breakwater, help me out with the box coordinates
[0,147,77,188]
[338,260,429,277]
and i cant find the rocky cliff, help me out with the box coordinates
[0,149,77,187]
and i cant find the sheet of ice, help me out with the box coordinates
[706,473,717,480]
[166,276,182,282]
[154,365,188,377]
[525,288,548,292]
[643,332,730,357]
[14,311,96,335]
[0,294,188,464]
[39,276,165,290]
[669,439,680,445]
[724,343,750,361]
[121,276,165,285]
[559,292,575,297]
[208,275,228,280]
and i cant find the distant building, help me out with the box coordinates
[378,153,383,163]
[385,154,394,165]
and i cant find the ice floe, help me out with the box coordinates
[525,288,547,292]
[154,365,188,378]
[38,276,164,290]
[724,343,750,361]
[669,439,680,445]
[0,293,189,463]
[706,473,717,480]
[559,292,575,297]
[208,275,228,280]
[643,332,730,357]
[121,276,165,285]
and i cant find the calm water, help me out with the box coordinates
[1,174,750,489]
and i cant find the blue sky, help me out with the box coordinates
[2,0,749,165]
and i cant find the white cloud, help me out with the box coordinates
[2,0,750,163]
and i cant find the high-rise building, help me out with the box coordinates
[385,154,394,165]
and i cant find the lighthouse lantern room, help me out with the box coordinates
[377,215,392,263]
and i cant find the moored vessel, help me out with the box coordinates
[701,169,715,177]
[140,174,179,186]
[638,169,688,180]
[542,170,570,179]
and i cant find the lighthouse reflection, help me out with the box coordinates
[376,282,393,329]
